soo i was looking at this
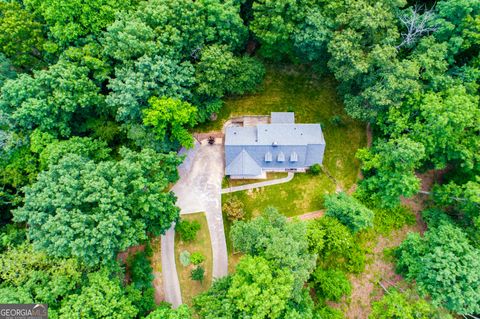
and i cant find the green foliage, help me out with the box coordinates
[222,197,245,221]
[179,250,191,267]
[143,97,197,148]
[309,163,321,175]
[369,289,452,319]
[0,2,45,69]
[1,60,104,137]
[190,252,205,265]
[107,56,194,124]
[324,192,374,233]
[0,244,83,312]
[59,268,138,319]
[396,222,480,314]
[195,44,265,98]
[0,287,33,304]
[0,224,26,251]
[191,266,205,283]
[315,306,344,319]
[14,148,181,266]
[311,268,351,302]
[146,303,192,319]
[231,207,316,294]
[24,0,136,45]
[306,216,365,273]
[357,137,425,208]
[372,205,416,235]
[127,251,155,316]
[176,220,201,242]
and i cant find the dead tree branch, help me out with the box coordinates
[397,5,438,50]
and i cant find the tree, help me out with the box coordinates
[191,266,205,283]
[107,56,194,124]
[146,303,192,319]
[128,251,155,316]
[190,252,205,265]
[24,0,136,45]
[0,244,83,314]
[324,192,374,233]
[228,256,294,319]
[59,268,138,319]
[176,220,201,242]
[231,207,316,294]
[143,97,197,148]
[310,268,351,302]
[13,148,181,266]
[222,197,245,221]
[0,60,104,137]
[0,2,45,69]
[396,222,480,314]
[370,289,452,319]
[195,45,265,98]
[356,137,425,208]
[306,216,365,273]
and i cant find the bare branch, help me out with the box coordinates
[396,5,438,50]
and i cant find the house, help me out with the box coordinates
[224,112,326,179]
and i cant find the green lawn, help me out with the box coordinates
[212,64,366,218]
[174,213,213,306]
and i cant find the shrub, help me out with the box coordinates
[144,240,153,258]
[190,252,205,265]
[311,268,351,302]
[129,251,153,291]
[222,197,245,221]
[309,163,321,175]
[329,115,343,126]
[191,266,205,283]
[324,192,374,233]
[373,205,416,235]
[176,220,201,242]
[315,306,344,319]
[179,250,191,267]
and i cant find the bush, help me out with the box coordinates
[176,220,201,242]
[311,268,351,302]
[191,266,205,283]
[315,306,344,319]
[222,197,245,221]
[324,192,374,233]
[373,205,415,235]
[179,250,191,267]
[129,251,153,291]
[309,163,321,175]
[329,115,343,126]
[190,252,205,265]
[144,240,153,258]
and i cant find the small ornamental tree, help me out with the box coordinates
[222,197,245,221]
[311,268,351,302]
[324,192,374,233]
[190,252,205,265]
[176,220,201,242]
[191,266,205,283]
[179,251,191,267]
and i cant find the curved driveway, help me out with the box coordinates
[162,141,228,307]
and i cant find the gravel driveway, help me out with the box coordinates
[162,140,228,307]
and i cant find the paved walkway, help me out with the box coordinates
[221,172,294,194]
[160,225,181,307]
[162,141,227,308]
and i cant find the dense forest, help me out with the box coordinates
[0,0,478,318]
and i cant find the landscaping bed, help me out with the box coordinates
[174,213,213,305]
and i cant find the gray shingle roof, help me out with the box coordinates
[225,149,262,176]
[271,112,295,123]
[225,124,325,146]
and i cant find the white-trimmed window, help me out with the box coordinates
[265,152,272,162]
[290,152,298,162]
[277,152,285,162]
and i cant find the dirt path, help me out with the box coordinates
[288,210,324,221]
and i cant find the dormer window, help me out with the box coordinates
[277,152,285,162]
[265,152,272,162]
[290,152,298,162]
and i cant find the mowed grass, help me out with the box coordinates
[174,213,212,305]
[212,64,366,217]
